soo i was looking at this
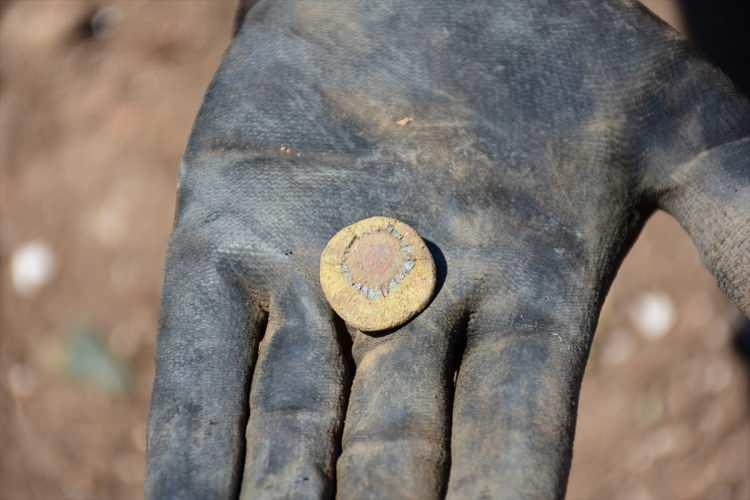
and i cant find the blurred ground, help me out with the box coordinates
[0,1,748,500]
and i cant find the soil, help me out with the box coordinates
[1,1,747,499]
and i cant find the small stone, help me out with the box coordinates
[630,291,675,340]
[88,205,127,247]
[76,5,121,41]
[10,241,56,296]
[396,116,414,126]
[66,327,130,394]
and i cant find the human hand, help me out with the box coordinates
[146,1,750,498]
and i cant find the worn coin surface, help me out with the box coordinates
[320,216,437,332]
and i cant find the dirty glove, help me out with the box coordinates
[146,0,750,498]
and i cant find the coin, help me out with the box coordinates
[320,216,436,332]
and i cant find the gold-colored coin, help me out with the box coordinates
[320,216,436,332]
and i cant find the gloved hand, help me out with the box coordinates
[145,1,750,498]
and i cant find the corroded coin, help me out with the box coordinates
[320,216,436,332]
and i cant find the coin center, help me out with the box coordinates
[342,229,415,300]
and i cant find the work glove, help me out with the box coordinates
[146,0,750,498]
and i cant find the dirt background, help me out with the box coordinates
[1,1,748,499]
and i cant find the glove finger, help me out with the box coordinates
[446,298,590,500]
[657,137,750,316]
[336,293,463,500]
[239,276,349,499]
[146,229,264,500]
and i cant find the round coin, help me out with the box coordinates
[319,216,436,332]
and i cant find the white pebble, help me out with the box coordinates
[630,291,675,340]
[10,241,56,296]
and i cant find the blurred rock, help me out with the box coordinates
[630,291,676,340]
[66,327,130,394]
[87,204,127,247]
[75,5,121,42]
[10,241,56,296]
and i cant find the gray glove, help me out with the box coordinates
[146,0,750,498]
